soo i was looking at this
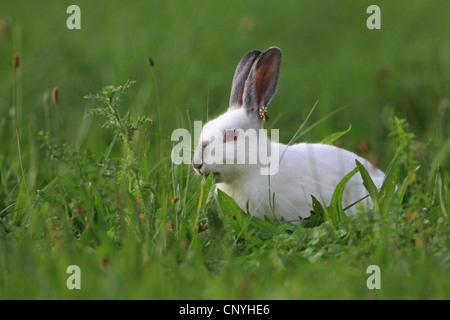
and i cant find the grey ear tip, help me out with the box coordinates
[244,47,281,62]
[267,46,281,51]
[242,50,262,62]
[265,46,282,58]
[244,47,281,58]
[249,49,262,54]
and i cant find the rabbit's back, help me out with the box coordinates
[218,142,385,223]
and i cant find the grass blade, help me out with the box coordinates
[320,123,352,145]
[355,160,380,215]
[326,166,359,226]
[378,153,401,217]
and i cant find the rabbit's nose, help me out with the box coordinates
[192,160,203,170]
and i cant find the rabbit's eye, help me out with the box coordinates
[224,129,238,142]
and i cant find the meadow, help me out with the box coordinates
[0,0,449,300]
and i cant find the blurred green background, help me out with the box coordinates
[0,0,449,300]
[1,0,448,168]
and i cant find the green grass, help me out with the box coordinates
[1,0,449,299]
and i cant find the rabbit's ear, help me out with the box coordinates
[228,50,261,110]
[243,47,281,116]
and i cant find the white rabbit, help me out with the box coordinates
[192,47,385,224]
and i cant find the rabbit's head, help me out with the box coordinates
[192,47,282,182]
